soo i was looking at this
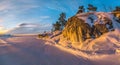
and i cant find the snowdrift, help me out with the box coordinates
[82,29,120,54]
[50,12,120,54]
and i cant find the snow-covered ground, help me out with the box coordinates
[0,35,120,65]
[0,35,91,65]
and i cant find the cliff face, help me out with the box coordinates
[63,12,120,47]
[63,16,91,46]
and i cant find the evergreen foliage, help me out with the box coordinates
[87,4,97,12]
[77,6,85,14]
[52,12,66,31]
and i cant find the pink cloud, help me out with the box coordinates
[0,18,4,22]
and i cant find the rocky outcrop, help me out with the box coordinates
[62,12,120,47]
[63,16,91,47]
[93,24,109,37]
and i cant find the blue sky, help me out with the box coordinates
[0,0,120,33]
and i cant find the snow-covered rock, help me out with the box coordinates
[59,12,120,53]
[82,29,120,52]
[63,12,120,47]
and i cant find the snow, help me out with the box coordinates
[82,29,120,52]
[46,34,120,65]
[0,34,120,65]
[0,35,92,65]
[76,12,120,29]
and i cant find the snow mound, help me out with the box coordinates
[61,12,120,54]
[76,12,120,29]
[82,29,120,54]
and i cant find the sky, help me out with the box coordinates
[0,0,120,34]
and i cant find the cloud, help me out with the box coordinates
[0,18,4,22]
[0,26,4,30]
[0,0,39,14]
[46,1,68,12]
[0,26,8,34]
[7,23,52,34]
[16,0,37,3]
[0,0,41,29]
[17,23,52,29]
[39,16,50,19]
[0,0,78,33]
[18,23,39,27]
[0,0,14,12]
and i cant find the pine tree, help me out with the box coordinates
[113,6,120,12]
[52,21,61,31]
[58,12,67,30]
[113,6,120,21]
[87,4,97,12]
[76,6,85,14]
[52,12,67,32]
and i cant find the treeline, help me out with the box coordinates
[77,4,97,13]
[52,12,67,31]
[52,4,120,32]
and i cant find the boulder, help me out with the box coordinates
[62,12,120,49]
[63,16,91,47]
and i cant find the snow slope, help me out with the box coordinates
[0,35,92,65]
[81,29,120,52]
[0,35,120,65]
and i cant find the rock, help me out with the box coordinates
[93,24,109,37]
[62,12,120,48]
[63,16,91,47]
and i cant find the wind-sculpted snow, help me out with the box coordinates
[82,29,120,53]
[0,35,120,65]
[0,35,92,65]
[52,30,120,54]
